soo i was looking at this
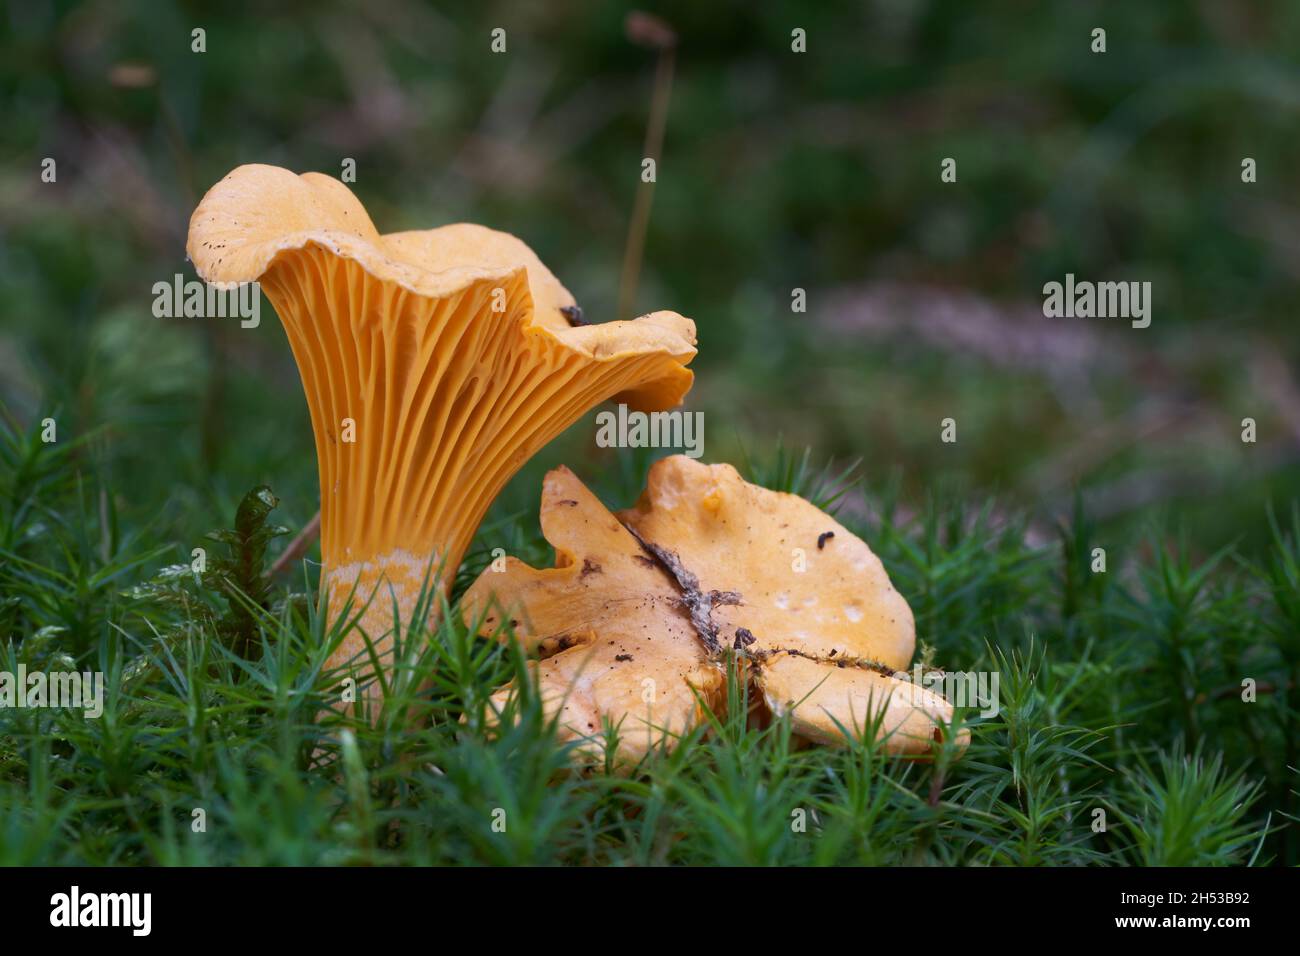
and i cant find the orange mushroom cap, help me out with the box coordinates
[464,456,968,766]
[186,165,696,703]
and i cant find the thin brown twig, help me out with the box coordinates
[616,12,676,322]
[624,524,732,658]
[268,510,321,579]
[1206,679,1291,703]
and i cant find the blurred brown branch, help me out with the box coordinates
[617,11,677,322]
[268,511,321,579]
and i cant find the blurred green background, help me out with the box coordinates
[3,0,1300,565]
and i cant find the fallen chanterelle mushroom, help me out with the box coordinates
[463,456,968,765]
[186,165,696,705]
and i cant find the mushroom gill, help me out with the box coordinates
[186,165,696,704]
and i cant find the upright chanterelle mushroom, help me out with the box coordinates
[186,165,696,704]
[463,456,968,766]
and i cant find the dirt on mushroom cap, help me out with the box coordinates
[464,455,969,765]
[463,465,723,765]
